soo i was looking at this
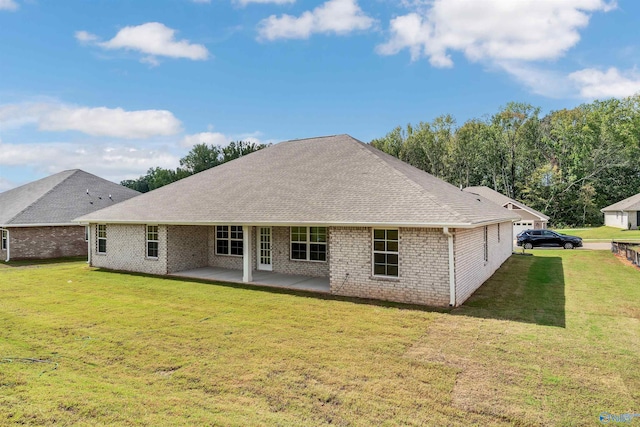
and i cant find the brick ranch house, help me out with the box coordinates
[76,135,519,307]
[463,186,549,235]
[0,169,140,261]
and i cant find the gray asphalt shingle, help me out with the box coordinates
[463,186,549,221]
[0,170,140,226]
[601,192,640,212]
[76,135,518,227]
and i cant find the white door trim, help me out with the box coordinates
[257,226,273,271]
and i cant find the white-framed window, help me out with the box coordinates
[216,225,243,256]
[85,226,89,242]
[97,224,107,254]
[146,225,159,258]
[372,229,399,277]
[290,227,327,262]
[483,226,488,262]
[1,229,7,250]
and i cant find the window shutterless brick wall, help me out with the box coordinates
[329,227,450,306]
[3,226,87,260]
[90,224,168,275]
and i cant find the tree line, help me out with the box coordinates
[121,141,269,193]
[370,96,640,227]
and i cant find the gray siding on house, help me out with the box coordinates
[453,221,513,304]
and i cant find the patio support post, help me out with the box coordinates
[243,225,253,282]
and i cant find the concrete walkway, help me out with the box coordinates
[168,267,331,293]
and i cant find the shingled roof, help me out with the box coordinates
[77,135,518,227]
[464,186,549,221]
[0,169,140,226]
[601,192,640,212]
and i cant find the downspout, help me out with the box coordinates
[5,228,10,262]
[87,225,91,265]
[443,227,455,307]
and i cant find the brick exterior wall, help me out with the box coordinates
[90,224,168,275]
[329,227,450,306]
[453,221,513,305]
[208,226,249,270]
[1,226,87,260]
[271,226,329,277]
[166,226,208,273]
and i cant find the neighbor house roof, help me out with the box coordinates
[77,135,519,228]
[0,169,140,227]
[601,192,640,212]
[463,186,549,221]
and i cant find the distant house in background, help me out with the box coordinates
[601,193,640,230]
[463,186,549,235]
[0,170,140,261]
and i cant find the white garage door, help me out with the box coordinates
[513,221,534,236]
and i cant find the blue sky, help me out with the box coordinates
[1,0,638,190]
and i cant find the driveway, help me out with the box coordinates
[513,241,612,251]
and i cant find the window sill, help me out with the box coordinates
[145,257,159,261]
[95,253,107,256]
[290,258,327,263]
[370,275,400,282]
[215,253,243,258]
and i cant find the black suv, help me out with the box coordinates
[516,229,583,249]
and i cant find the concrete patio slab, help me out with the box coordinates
[168,267,331,293]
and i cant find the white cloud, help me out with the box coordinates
[569,67,640,99]
[74,30,99,44]
[496,61,573,99]
[180,130,266,148]
[77,22,209,64]
[0,140,181,185]
[377,0,615,67]
[0,0,18,11]
[0,102,182,139]
[257,0,374,41]
[180,132,231,147]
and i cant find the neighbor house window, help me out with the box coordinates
[216,226,243,256]
[483,226,488,262]
[146,225,159,258]
[497,223,501,242]
[1,229,6,250]
[290,227,327,261]
[97,225,107,254]
[373,229,399,277]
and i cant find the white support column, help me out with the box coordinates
[242,225,253,282]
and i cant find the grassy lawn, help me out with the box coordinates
[554,225,640,241]
[1,253,638,426]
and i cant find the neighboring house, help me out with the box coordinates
[0,169,140,261]
[463,186,549,235]
[601,193,640,230]
[75,135,518,307]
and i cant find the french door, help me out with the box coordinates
[257,227,272,271]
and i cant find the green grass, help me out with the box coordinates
[0,253,638,426]
[554,225,640,241]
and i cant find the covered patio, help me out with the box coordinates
[168,266,331,294]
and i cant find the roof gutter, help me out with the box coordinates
[443,227,456,307]
[70,218,518,229]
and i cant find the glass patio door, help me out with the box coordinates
[257,227,272,271]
